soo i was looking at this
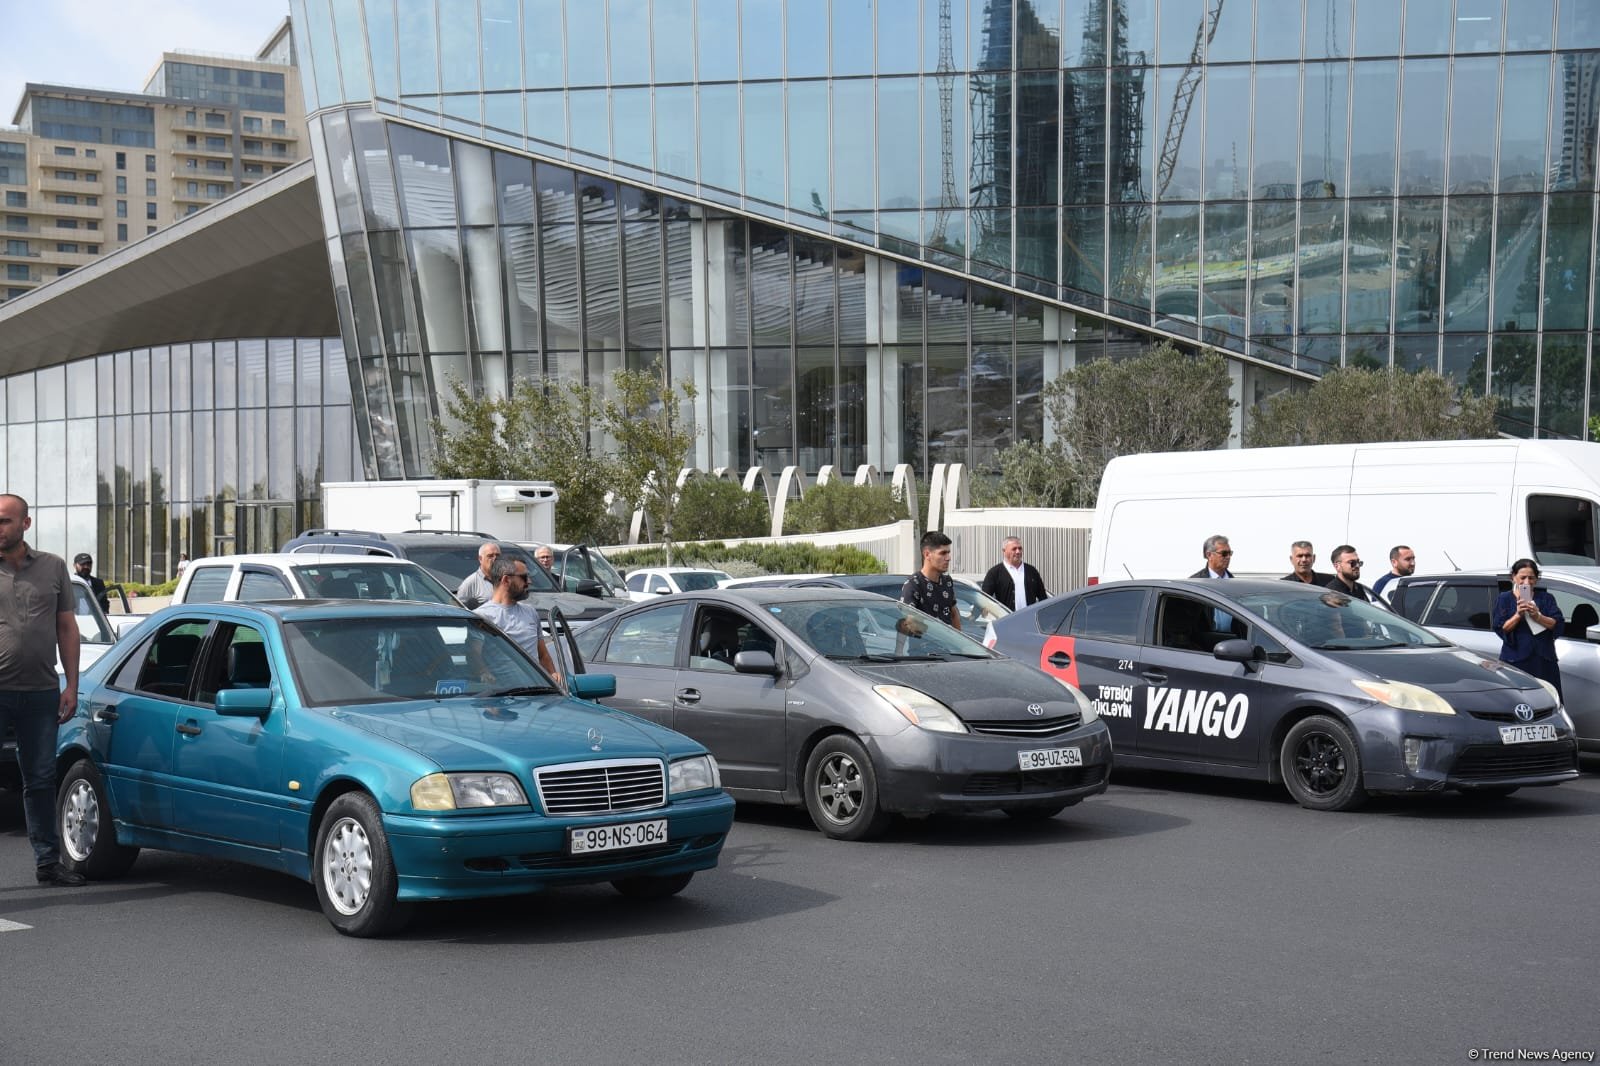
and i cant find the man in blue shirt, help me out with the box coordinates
[1370,545,1415,602]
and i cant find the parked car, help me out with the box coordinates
[1389,568,1600,757]
[2,575,121,793]
[987,579,1581,810]
[572,588,1112,840]
[281,529,617,626]
[722,573,1011,637]
[53,599,734,936]
[624,567,733,602]
[173,553,458,606]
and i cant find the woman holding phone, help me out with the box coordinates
[1491,558,1565,696]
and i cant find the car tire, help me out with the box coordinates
[1281,715,1367,811]
[611,872,694,900]
[803,735,893,841]
[313,792,411,937]
[1002,802,1070,822]
[57,760,138,879]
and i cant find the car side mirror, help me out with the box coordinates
[1213,639,1260,665]
[571,673,616,699]
[733,650,780,676]
[215,687,273,717]
[574,579,605,599]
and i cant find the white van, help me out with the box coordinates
[1087,440,1600,584]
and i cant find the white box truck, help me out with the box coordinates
[1087,440,1600,583]
[320,480,559,545]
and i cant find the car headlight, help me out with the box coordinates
[1055,676,1099,724]
[410,772,529,810]
[1350,679,1455,716]
[1530,676,1562,709]
[669,755,721,795]
[874,685,969,734]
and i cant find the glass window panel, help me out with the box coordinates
[1153,65,1200,200]
[876,0,920,74]
[67,359,96,420]
[1491,334,1535,432]
[610,0,652,84]
[527,90,567,148]
[1250,199,1297,342]
[652,0,695,82]
[972,0,1012,69]
[923,0,965,72]
[1397,58,1446,195]
[793,237,835,347]
[1557,1,1600,50]
[294,339,321,406]
[438,3,480,93]
[1248,64,1299,196]
[926,343,967,469]
[568,89,609,158]
[700,84,742,193]
[970,333,1012,470]
[1442,195,1493,332]
[325,339,353,405]
[1201,0,1250,64]
[1304,0,1351,60]
[1505,0,1552,50]
[878,77,922,210]
[1402,0,1450,54]
[267,339,295,407]
[189,344,212,411]
[1016,72,1059,207]
[924,73,968,209]
[924,272,967,343]
[524,0,565,88]
[1345,198,1393,333]
[796,346,836,470]
[1108,202,1151,315]
[752,346,793,471]
[1500,55,1551,192]
[565,0,608,86]
[787,1,829,78]
[1345,334,1390,369]
[971,207,1011,273]
[1544,193,1593,332]
[1205,65,1250,201]
[707,348,751,471]
[1110,66,1154,202]
[1349,60,1397,195]
[1553,53,1599,192]
[1301,62,1347,198]
[1300,199,1346,335]
[1202,202,1248,347]
[750,224,792,345]
[1394,333,1439,374]
[708,219,750,347]
[1063,69,1104,204]
[612,87,652,170]
[1018,0,1061,69]
[582,214,621,347]
[1447,57,1497,194]
[1395,197,1443,332]
[131,349,150,415]
[1493,194,1542,332]
[1061,0,1105,67]
[1352,0,1400,56]
[370,229,421,352]
[1114,0,1155,62]
[788,80,830,217]
[389,125,457,227]
[742,0,784,79]
[396,0,439,95]
[1159,0,1204,66]
[1016,206,1058,284]
[36,364,66,421]
[1255,0,1302,61]
[494,151,536,225]
[1454,0,1503,53]
[836,344,867,470]
[238,341,268,409]
[478,0,520,91]
[655,86,696,181]
[624,221,664,348]
[697,0,740,81]
[365,0,399,99]
[836,249,866,343]
[500,225,541,350]
[1153,204,1199,336]
[463,226,506,354]
[884,263,924,345]
[834,79,875,212]
[744,82,786,206]
[1540,334,1588,438]
[408,228,468,352]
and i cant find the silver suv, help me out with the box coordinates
[173,553,458,606]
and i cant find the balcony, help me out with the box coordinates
[37,202,103,221]
[240,145,299,164]
[170,141,235,161]
[0,247,43,264]
[38,175,98,195]
[42,248,98,267]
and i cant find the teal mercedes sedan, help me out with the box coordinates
[53,600,734,936]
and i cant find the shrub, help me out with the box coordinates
[781,480,905,535]
[671,477,771,540]
[609,541,885,575]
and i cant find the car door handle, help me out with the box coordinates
[1141,670,1167,684]
[1047,651,1073,668]
[676,689,701,704]
[176,722,202,737]
[93,709,119,723]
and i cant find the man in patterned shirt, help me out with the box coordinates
[899,530,961,631]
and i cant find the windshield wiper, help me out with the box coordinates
[483,685,560,697]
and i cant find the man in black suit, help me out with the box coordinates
[1189,534,1234,579]
[980,536,1049,612]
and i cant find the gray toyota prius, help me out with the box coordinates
[986,579,1582,811]
[572,588,1112,839]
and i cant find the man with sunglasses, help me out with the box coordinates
[1324,544,1374,602]
[1189,535,1236,579]
[473,557,565,690]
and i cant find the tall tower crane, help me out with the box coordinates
[929,0,958,248]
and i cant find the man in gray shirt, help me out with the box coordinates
[455,541,501,610]
[0,494,84,886]
[474,558,564,690]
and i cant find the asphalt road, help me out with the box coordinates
[3,767,1598,1066]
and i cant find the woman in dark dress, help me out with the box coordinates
[1490,558,1564,697]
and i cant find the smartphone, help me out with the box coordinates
[1517,583,1532,602]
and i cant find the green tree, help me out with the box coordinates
[1245,367,1498,447]
[781,479,906,534]
[601,362,699,561]
[673,476,771,540]
[970,438,1082,508]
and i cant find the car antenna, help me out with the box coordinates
[1441,549,1460,573]
[1122,563,1135,580]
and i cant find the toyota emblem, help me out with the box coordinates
[1026,703,1045,717]
[587,727,604,751]
[1513,704,1534,723]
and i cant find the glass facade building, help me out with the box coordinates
[286,0,1600,461]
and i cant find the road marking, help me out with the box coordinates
[0,918,32,932]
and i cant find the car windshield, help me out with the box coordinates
[282,616,558,706]
[73,583,115,646]
[675,571,728,592]
[407,544,540,587]
[765,598,996,660]
[851,578,1012,626]
[1230,587,1451,650]
[291,563,457,605]
[557,545,628,596]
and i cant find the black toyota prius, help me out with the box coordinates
[986,579,1582,811]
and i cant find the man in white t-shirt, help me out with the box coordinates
[473,558,564,690]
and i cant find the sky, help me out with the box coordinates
[0,0,289,124]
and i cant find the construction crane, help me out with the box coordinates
[929,0,958,248]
